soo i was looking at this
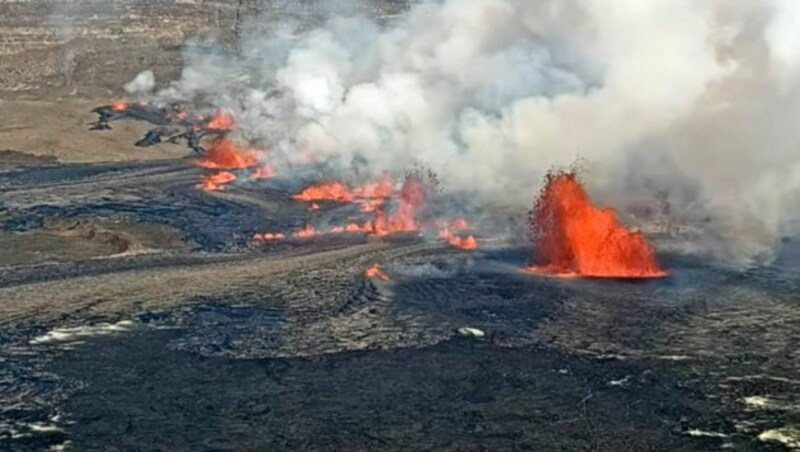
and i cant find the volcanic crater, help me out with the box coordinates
[1,1,799,451]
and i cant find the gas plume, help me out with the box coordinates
[131,0,800,266]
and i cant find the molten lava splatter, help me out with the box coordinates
[329,220,374,234]
[292,224,317,239]
[292,181,354,202]
[373,173,423,235]
[364,263,390,281]
[523,171,666,278]
[206,109,235,130]
[450,217,469,230]
[438,229,478,250]
[292,175,394,209]
[198,171,237,192]
[250,166,275,180]
[309,202,320,211]
[253,232,286,242]
[110,101,128,111]
[195,138,260,169]
[353,174,394,199]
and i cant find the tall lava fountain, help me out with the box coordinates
[525,171,666,279]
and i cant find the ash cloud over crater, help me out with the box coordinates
[133,0,800,266]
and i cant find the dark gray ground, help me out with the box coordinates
[1,1,799,450]
[0,155,798,451]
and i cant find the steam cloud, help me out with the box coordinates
[133,0,800,266]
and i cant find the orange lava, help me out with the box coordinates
[292,224,317,239]
[364,263,390,281]
[198,171,236,192]
[253,232,286,241]
[206,109,235,130]
[438,229,478,250]
[292,175,394,208]
[353,174,394,199]
[330,220,374,234]
[523,171,666,279]
[374,173,423,235]
[309,202,320,211]
[356,198,385,213]
[110,101,128,111]
[450,218,469,230]
[195,138,260,169]
[250,166,275,180]
[292,181,354,202]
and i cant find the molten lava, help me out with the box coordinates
[373,173,424,235]
[353,174,394,199]
[292,181,354,202]
[110,101,128,111]
[198,171,237,192]
[450,218,469,230]
[309,202,320,211]
[206,109,235,130]
[524,171,666,278]
[292,175,394,210]
[292,224,317,239]
[250,166,275,180]
[195,138,260,169]
[364,263,390,281]
[253,232,286,241]
[438,229,478,250]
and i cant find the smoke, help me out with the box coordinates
[130,0,800,266]
[124,70,155,95]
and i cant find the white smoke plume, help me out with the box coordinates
[133,0,800,266]
[124,70,155,95]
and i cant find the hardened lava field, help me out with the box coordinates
[1,1,800,451]
[1,148,799,450]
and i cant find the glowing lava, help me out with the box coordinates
[195,138,260,169]
[438,229,478,250]
[198,171,237,192]
[364,263,390,281]
[373,173,424,235]
[206,109,235,130]
[250,165,275,180]
[450,218,469,230]
[292,224,317,239]
[292,181,354,202]
[110,100,128,111]
[523,171,666,279]
[253,232,285,241]
[353,174,394,199]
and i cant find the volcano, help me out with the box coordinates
[524,171,667,279]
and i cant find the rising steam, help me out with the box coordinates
[130,0,800,266]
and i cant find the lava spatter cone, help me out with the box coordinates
[523,171,667,279]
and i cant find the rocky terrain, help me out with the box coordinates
[1,2,799,451]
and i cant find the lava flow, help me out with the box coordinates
[438,229,478,250]
[292,181,354,202]
[523,171,666,279]
[195,138,260,170]
[198,171,236,192]
[206,109,235,131]
[110,100,128,111]
[194,138,274,192]
[291,174,394,212]
[364,263,390,281]
[373,172,424,235]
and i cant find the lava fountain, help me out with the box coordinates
[523,171,667,279]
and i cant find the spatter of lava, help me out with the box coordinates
[253,170,478,250]
[195,137,273,191]
[364,263,390,281]
[292,174,394,212]
[523,171,666,279]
